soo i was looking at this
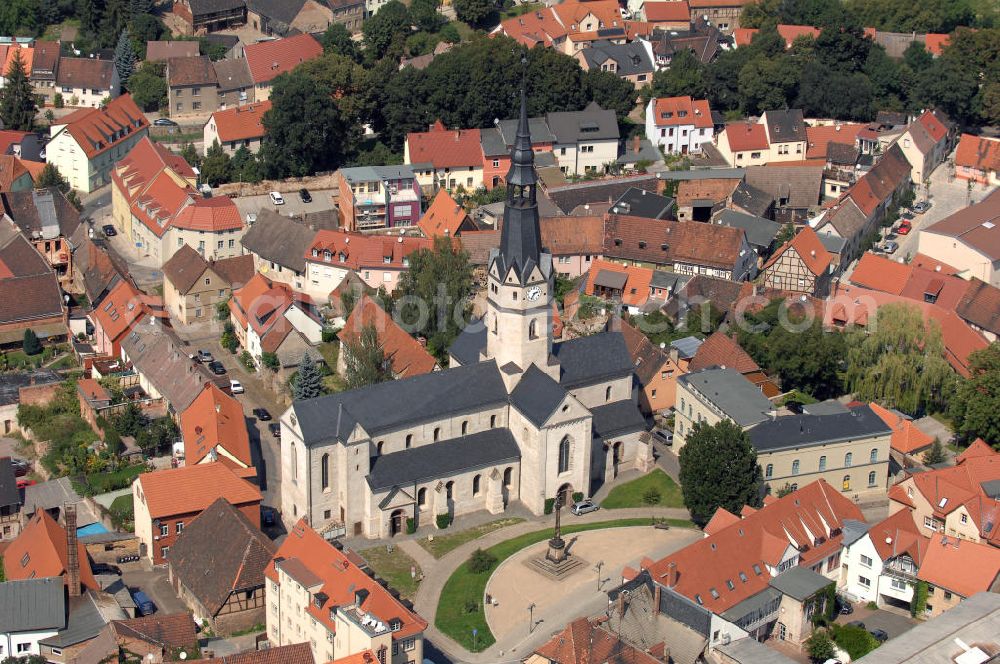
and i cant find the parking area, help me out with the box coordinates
[121,562,189,616]
[837,603,918,641]
[232,188,339,222]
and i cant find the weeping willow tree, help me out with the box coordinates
[845,303,957,416]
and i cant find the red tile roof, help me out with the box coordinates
[340,294,438,378]
[418,189,473,238]
[305,229,432,271]
[201,643,315,664]
[136,462,261,519]
[868,402,934,455]
[180,382,252,467]
[585,258,653,308]
[643,480,863,614]
[0,129,29,155]
[804,123,864,159]
[172,196,242,232]
[90,279,146,343]
[0,154,30,191]
[917,536,1000,597]
[923,33,950,55]
[209,101,271,143]
[644,1,691,22]
[826,283,989,377]
[59,94,149,160]
[406,120,483,170]
[956,438,994,464]
[229,272,293,336]
[499,8,568,47]
[776,24,820,45]
[849,253,912,294]
[540,215,604,255]
[703,507,740,535]
[724,122,769,152]
[688,331,759,374]
[955,133,1000,174]
[868,509,929,566]
[113,137,199,239]
[2,510,99,591]
[916,109,948,143]
[534,617,660,664]
[0,45,34,77]
[762,226,832,277]
[650,96,712,128]
[268,520,427,642]
[243,34,322,85]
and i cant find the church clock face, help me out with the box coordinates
[526,286,541,301]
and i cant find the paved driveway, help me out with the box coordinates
[838,605,917,640]
[232,189,339,221]
[123,563,188,616]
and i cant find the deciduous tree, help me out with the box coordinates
[453,0,494,28]
[678,420,763,527]
[343,323,394,390]
[199,141,232,186]
[126,60,166,110]
[949,342,1000,447]
[363,0,411,59]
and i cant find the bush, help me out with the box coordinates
[436,513,452,529]
[463,598,479,614]
[831,624,879,659]
[912,580,928,616]
[544,497,555,514]
[572,491,584,503]
[261,352,280,372]
[322,326,337,343]
[806,629,836,662]
[53,93,64,108]
[641,487,662,506]
[239,351,256,371]
[867,601,879,610]
[406,517,416,534]
[467,548,497,574]
[23,329,42,356]
[109,494,134,531]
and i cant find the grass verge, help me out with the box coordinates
[601,469,684,509]
[418,518,525,559]
[359,545,422,601]
[435,517,694,651]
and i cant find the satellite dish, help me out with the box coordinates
[885,536,892,545]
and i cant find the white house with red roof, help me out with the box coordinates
[242,34,322,101]
[46,94,149,193]
[840,508,928,607]
[266,519,428,664]
[644,96,714,155]
[404,120,484,192]
[895,109,952,184]
[203,100,271,156]
[302,229,432,298]
[112,136,245,266]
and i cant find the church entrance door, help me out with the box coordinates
[389,509,405,537]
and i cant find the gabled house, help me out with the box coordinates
[404,121,484,193]
[0,456,20,540]
[173,0,247,33]
[87,278,146,357]
[180,382,253,468]
[29,41,60,103]
[615,317,682,414]
[896,109,951,184]
[713,209,780,268]
[761,226,833,296]
[887,441,1000,549]
[3,508,98,592]
[228,273,323,369]
[146,40,200,61]
[744,164,823,223]
[2,188,81,287]
[55,57,118,108]
[540,214,604,279]
[526,617,661,664]
[338,294,438,379]
[242,33,322,101]
[610,187,675,221]
[132,462,262,564]
[686,0,753,32]
[644,96,714,155]
[915,535,1000,617]
[841,509,928,608]
[717,122,770,167]
[203,100,271,155]
[642,1,692,29]
[74,612,199,664]
[954,133,1000,186]
[688,331,779,397]
[417,189,476,239]
[167,498,276,634]
[265,519,428,664]
[867,402,934,460]
[918,189,1000,288]
[47,94,149,193]
[0,577,66,658]
[238,208,318,291]
[213,57,255,110]
[0,218,67,346]
[585,258,657,313]
[162,245,254,325]
[955,278,1000,342]
[302,228,431,296]
[674,367,772,448]
[576,40,655,88]
[0,155,32,192]
[167,55,219,117]
[547,102,621,175]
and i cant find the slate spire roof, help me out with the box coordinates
[494,83,547,285]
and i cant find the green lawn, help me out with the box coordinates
[359,545,422,600]
[435,517,693,651]
[417,518,525,559]
[73,464,146,497]
[47,354,79,370]
[500,2,543,19]
[601,469,684,509]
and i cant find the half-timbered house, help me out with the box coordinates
[760,226,833,296]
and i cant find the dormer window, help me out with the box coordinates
[383,256,391,264]
[390,618,402,631]
[324,250,331,261]
[312,249,319,257]
[339,252,347,263]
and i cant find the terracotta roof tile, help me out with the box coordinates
[268,520,427,642]
[917,536,1000,597]
[112,613,198,649]
[406,121,483,170]
[90,279,146,343]
[243,34,322,85]
[540,215,603,255]
[868,402,934,455]
[306,229,431,271]
[209,101,271,143]
[688,331,759,374]
[534,617,660,664]
[167,55,218,87]
[418,189,473,238]
[644,1,691,23]
[181,383,252,467]
[723,122,769,152]
[61,95,149,161]
[650,95,712,128]
[675,178,740,206]
[702,507,740,535]
[604,213,745,270]
[805,123,864,159]
[849,253,912,294]
[955,133,1000,174]
[956,438,994,464]
[146,41,200,61]
[459,229,500,265]
[615,317,670,384]
[341,294,437,378]
[585,258,653,308]
[55,57,114,93]
[212,254,256,289]
[136,462,261,519]
[201,643,314,664]
[0,155,30,191]
[867,509,929,566]
[172,196,242,232]
[2,510,99,591]
[761,226,831,277]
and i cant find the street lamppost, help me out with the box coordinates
[528,602,536,634]
[594,560,604,591]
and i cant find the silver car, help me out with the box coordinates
[571,499,600,515]
[884,240,899,254]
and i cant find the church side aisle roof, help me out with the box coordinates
[293,360,508,446]
[448,321,487,366]
[553,331,633,388]
[510,364,569,427]
[367,429,520,491]
[591,400,648,438]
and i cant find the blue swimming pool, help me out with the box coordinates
[77,522,110,536]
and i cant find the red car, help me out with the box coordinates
[897,221,912,235]
[16,478,36,489]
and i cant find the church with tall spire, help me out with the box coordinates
[277,89,653,540]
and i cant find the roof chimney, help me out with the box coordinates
[667,562,678,587]
[65,503,82,597]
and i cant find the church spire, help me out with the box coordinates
[496,73,544,283]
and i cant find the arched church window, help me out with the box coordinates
[321,453,329,490]
[605,386,613,402]
[503,467,512,486]
[472,474,481,495]
[558,436,571,474]
[529,319,538,340]
[418,488,426,506]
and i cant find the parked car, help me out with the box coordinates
[92,563,122,576]
[651,429,673,446]
[299,188,312,203]
[836,596,854,615]
[897,220,913,235]
[7,457,30,476]
[253,408,271,421]
[883,240,899,254]
[269,191,284,205]
[269,423,281,439]
[153,118,178,127]
[208,361,226,375]
[230,379,245,394]
[870,629,889,643]
[913,200,931,213]
[900,211,915,221]
[102,224,117,237]
[570,499,600,515]
[132,590,156,616]
[196,350,214,363]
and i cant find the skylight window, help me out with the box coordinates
[709,588,720,599]
[739,572,748,582]
[752,564,762,575]
[938,497,948,508]
[694,594,703,605]
[726,580,735,591]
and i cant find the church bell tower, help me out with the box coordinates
[483,85,557,387]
